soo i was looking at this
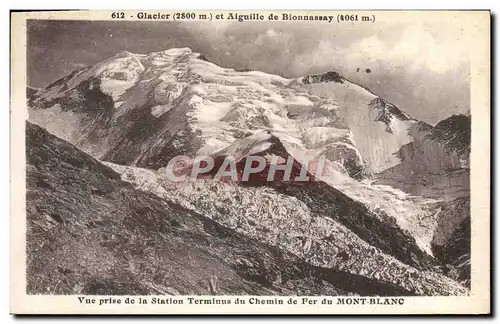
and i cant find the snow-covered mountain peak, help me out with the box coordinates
[301,71,345,84]
[28,47,443,177]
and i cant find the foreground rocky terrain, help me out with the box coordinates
[27,121,424,296]
[26,47,471,295]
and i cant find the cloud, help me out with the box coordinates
[345,26,469,74]
[289,24,470,76]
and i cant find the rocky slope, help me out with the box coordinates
[28,121,425,296]
[27,47,471,295]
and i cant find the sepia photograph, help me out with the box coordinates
[10,10,490,314]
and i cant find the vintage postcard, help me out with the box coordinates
[10,10,490,315]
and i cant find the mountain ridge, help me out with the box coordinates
[29,121,428,296]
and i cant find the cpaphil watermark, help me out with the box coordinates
[159,154,332,183]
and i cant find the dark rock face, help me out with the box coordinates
[26,122,414,296]
[196,54,209,62]
[271,180,437,270]
[40,66,92,95]
[26,121,120,180]
[374,114,471,286]
[378,114,470,184]
[368,98,412,133]
[101,101,205,170]
[322,143,365,180]
[26,87,39,105]
[302,71,344,84]
[427,114,471,156]
[385,114,470,176]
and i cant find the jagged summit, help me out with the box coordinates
[302,71,345,84]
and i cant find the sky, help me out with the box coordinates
[27,19,471,124]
